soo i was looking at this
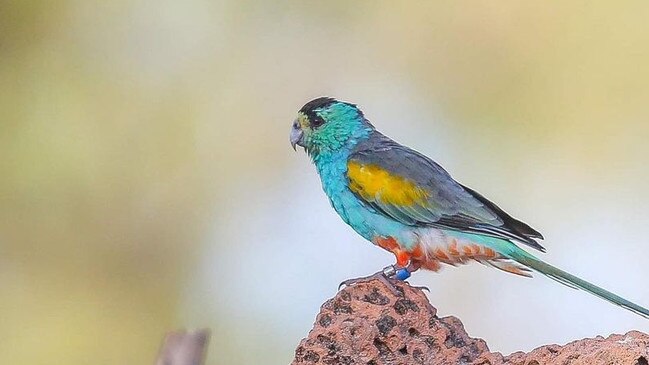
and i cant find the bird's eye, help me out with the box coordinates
[310,115,325,129]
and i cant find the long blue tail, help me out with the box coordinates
[507,247,649,319]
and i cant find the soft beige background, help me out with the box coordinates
[2,1,649,364]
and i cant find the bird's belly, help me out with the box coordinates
[329,189,531,276]
[407,228,531,276]
[414,228,499,265]
[329,189,416,245]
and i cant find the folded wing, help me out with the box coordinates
[347,133,545,252]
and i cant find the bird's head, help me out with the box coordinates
[290,97,373,156]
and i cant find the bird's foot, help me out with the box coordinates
[402,262,430,293]
[339,265,409,296]
[404,282,430,293]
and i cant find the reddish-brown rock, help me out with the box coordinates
[481,331,649,365]
[292,279,649,365]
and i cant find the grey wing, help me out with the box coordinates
[348,133,545,252]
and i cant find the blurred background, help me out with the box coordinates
[2,1,649,364]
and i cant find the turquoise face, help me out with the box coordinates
[290,100,372,157]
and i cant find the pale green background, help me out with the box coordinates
[2,1,649,364]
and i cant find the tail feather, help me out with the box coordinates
[508,248,649,320]
[484,259,533,278]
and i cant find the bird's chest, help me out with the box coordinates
[315,156,359,221]
[315,155,407,242]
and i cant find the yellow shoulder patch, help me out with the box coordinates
[347,161,429,206]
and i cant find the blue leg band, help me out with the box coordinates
[395,268,411,281]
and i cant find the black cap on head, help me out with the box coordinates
[299,97,337,114]
[298,97,338,129]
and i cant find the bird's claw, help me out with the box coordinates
[407,283,431,292]
[338,264,432,296]
[338,265,408,296]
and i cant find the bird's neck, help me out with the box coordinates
[311,128,371,173]
[313,148,350,177]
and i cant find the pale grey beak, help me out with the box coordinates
[290,120,304,151]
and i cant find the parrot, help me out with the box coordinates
[290,96,649,319]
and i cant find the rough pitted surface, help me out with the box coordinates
[480,331,649,365]
[292,279,649,365]
[293,280,489,365]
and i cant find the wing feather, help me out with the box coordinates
[346,132,545,252]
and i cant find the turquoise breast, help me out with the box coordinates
[313,150,416,248]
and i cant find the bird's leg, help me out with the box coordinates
[338,262,429,295]
[374,236,413,282]
[401,260,430,292]
[338,265,404,296]
[339,237,431,295]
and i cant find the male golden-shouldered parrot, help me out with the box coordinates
[290,96,649,319]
